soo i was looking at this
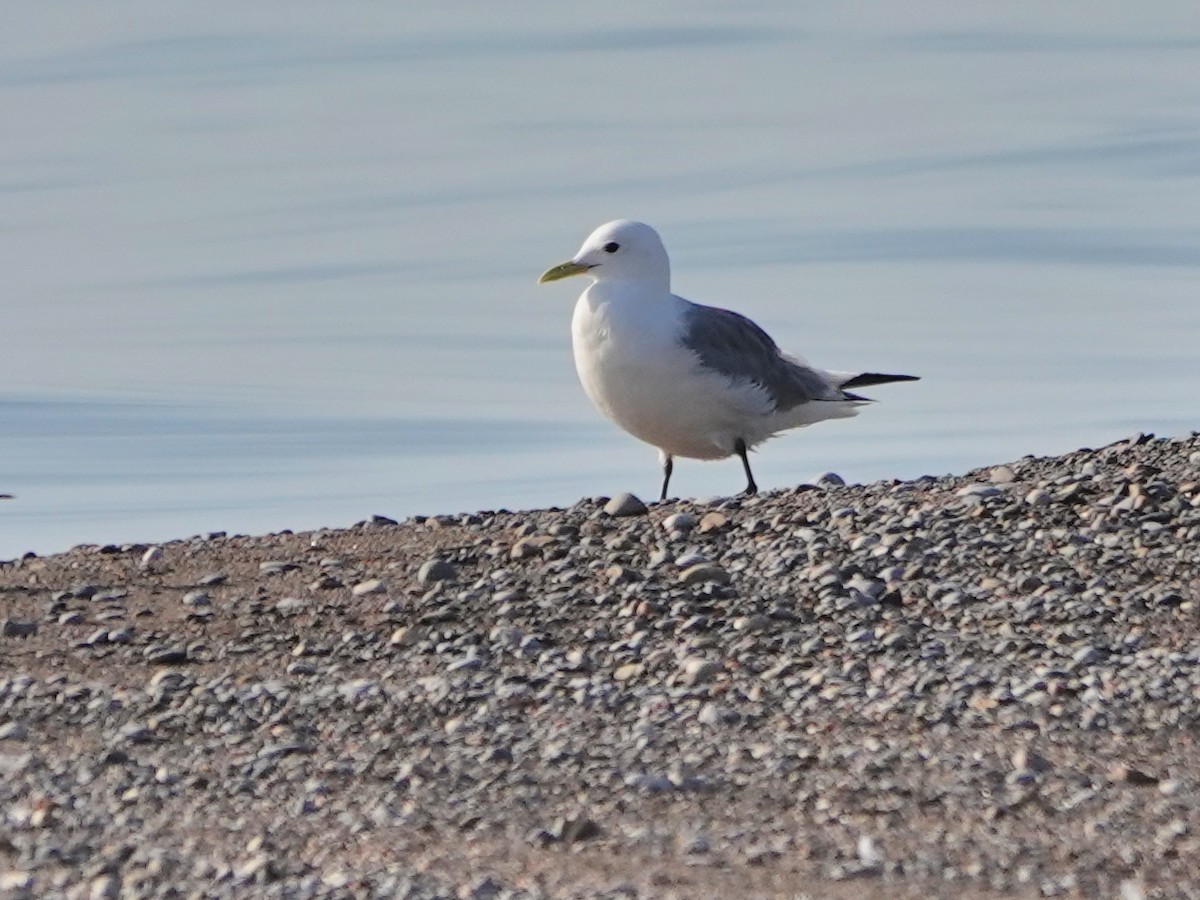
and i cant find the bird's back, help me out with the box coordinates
[680,302,843,412]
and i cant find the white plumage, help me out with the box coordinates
[540,219,917,499]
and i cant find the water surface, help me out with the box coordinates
[2,2,1198,557]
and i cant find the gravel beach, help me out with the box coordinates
[2,432,1199,899]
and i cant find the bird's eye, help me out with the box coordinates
[603,242,620,253]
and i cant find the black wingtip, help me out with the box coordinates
[840,372,920,389]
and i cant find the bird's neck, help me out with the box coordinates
[585,277,673,307]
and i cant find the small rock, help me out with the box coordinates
[118,723,153,745]
[0,722,29,741]
[679,657,721,685]
[550,815,602,844]
[603,492,648,517]
[1071,645,1102,667]
[447,654,482,672]
[817,472,845,487]
[389,626,422,647]
[625,772,674,792]
[698,511,729,533]
[181,590,211,607]
[956,483,1003,498]
[1011,746,1052,774]
[1110,764,1159,786]
[857,834,883,869]
[144,645,188,666]
[733,614,770,633]
[418,559,457,584]
[679,564,731,586]
[351,578,385,596]
[139,546,163,570]
[1,619,37,638]
[459,875,504,900]
[0,871,33,893]
[989,465,1016,483]
[613,663,644,682]
[605,565,641,585]
[89,875,120,900]
[147,670,191,694]
[511,535,554,559]
[259,560,299,575]
[275,597,306,615]
[661,512,696,533]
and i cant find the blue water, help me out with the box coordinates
[2,3,1198,558]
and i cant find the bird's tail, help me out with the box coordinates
[839,372,920,389]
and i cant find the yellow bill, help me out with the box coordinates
[538,261,592,284]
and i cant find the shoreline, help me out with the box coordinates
[2,432,1198,898]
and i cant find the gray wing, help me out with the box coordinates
[680,302,840,411]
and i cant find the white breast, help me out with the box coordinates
[570,285,774,460]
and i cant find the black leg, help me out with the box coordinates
[659,455,674,501]
[735,439,757,495]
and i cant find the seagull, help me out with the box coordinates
[539,219,918,500]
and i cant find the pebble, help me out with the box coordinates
[182,590,211,607]
[0,872,32,892]
[603,492,649,516]
[418,559,456,584]
[678,564,731,586]
[351,578,386,596]
[0,722,29,741]
[613,663,643,681]
[661,512,696,533]
[0,432,1197,899]
[389,626,422,647]
[679,656,721,685]
[144,645,189,665]
[275,597,306,615]
[1,619,37,638]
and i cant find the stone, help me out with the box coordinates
[351,578,386,596]
[613,663,643,681]
[0,722,28,741]
[661,512,696,532]
[1,619,37,638]
[698,511,729,533]
[389,626,422,647]
[679,563,731,585]
[603,492,648,516]
[679,656,721,684]
[418,559,456,584]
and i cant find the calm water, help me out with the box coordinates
[2,3,1198,558]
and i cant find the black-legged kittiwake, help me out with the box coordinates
[539,219,918,500]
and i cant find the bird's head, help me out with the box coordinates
[539,219,670,292]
